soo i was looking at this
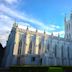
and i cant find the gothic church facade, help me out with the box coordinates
[2,12,72,67]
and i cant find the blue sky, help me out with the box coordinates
[0,0,72,46]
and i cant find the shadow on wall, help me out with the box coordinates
[0,43,5,67]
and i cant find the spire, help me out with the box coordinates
[44,30,46,34]
[58,33,60,37]
[51,32,53,36]
[36,28,38,33]
[26,26,29,31]
[13,20,18,28]
[13,21,16,27]
[51,32,53,38]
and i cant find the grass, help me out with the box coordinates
[1,65,72,72]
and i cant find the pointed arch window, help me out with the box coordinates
[54,44,57,57]
[47,43,49,51]
[18,40,22,55]
[69,23,70,30]
[39,42,41,54]
[67,46,70,65]
[61,45,63,58]
[29,41,32,54]
[67,46,69,58]
[39,43,41,49]
[61,45,64,65]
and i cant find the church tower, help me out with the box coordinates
[64,11,72,40]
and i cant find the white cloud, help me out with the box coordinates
[49,25,60,29]
[0,32,9,44]
[0,4,61,31]
[4,0,19,5]
[53,31,64,37]
[0,13,14,47]
[0,14,13,26]
[18,22,31,27]
[18,24,29,30]
[0,4,63,46]
[46,24,60,31]
[0,4,48,30]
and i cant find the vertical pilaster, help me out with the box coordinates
[34,29,40,54]
[13,28,20,55]
[35,35,39,54]
[24,27,30,54]
[43,31,46,54]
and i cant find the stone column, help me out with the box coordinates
[35,35,39,54]
[13,29,20,55]
[43,32,47,54]
[12,28,20,65]
[24,32,30,54]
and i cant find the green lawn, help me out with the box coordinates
[0,66,72,72]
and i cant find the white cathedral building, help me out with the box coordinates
[2,12,72,67]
